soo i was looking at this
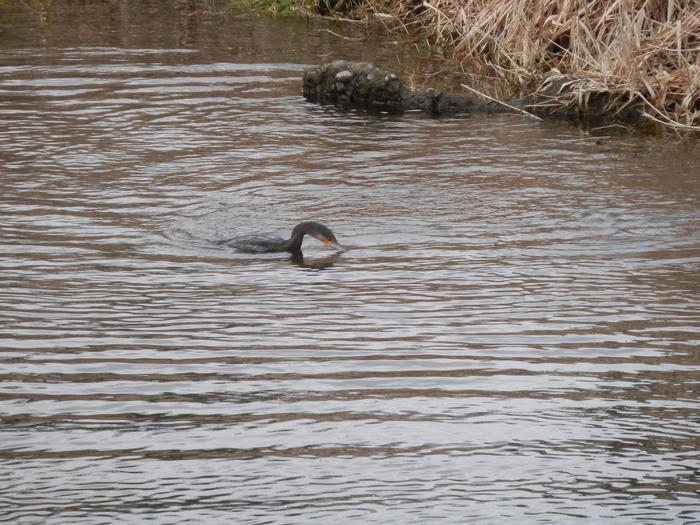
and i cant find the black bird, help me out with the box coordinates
[218,222,344,253]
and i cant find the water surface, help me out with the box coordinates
[1,2,699,523]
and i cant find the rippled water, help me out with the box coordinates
[1,2,699,524]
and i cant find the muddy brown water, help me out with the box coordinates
[1,2,699,524]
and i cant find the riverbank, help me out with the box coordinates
[243,0,699,134]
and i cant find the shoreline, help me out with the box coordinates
[246,0,700,135]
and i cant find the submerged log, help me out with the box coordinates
[303,60,642,122]
[302,60,518,115]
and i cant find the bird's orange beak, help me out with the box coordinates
[322,238,345,251]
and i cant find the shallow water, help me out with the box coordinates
[1,2,699,524]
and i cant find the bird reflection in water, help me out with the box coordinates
[290,250,343,270]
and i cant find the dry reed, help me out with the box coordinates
[339,0,699,131]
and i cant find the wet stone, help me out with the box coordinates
[335,70,353,82]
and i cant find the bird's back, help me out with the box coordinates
[218,235,287,253]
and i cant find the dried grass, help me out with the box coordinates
[342,0,700,131]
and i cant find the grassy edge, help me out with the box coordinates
[313,0,700,134]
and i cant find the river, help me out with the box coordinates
[1,1,699,523]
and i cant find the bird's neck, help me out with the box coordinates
[284,231,304,252]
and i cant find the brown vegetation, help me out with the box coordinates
[322,0,700,132]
